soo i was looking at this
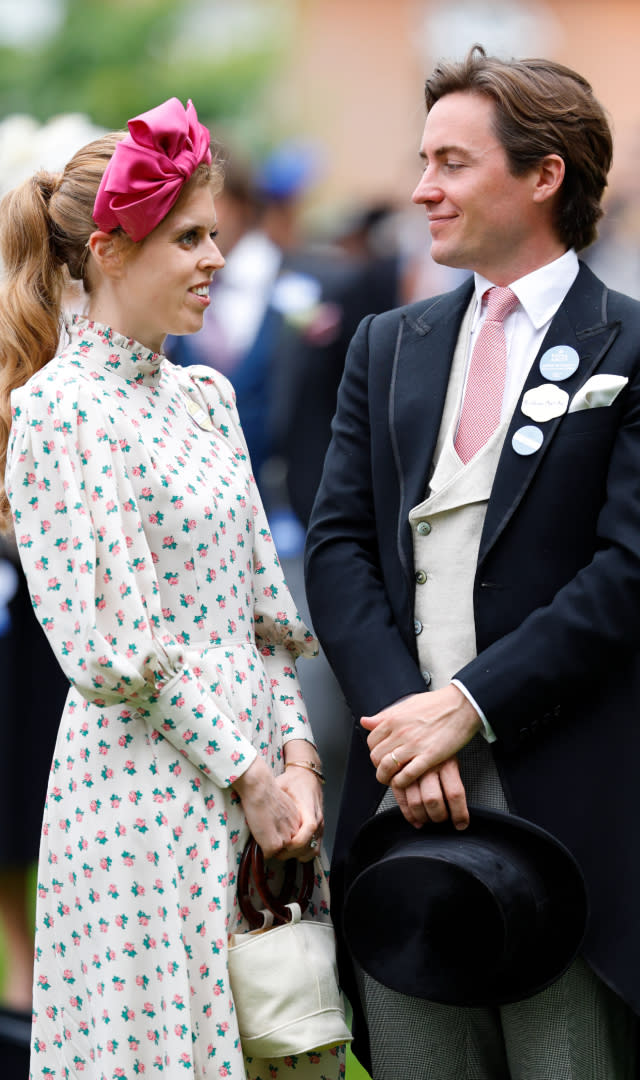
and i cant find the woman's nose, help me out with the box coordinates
[201,239,225,271]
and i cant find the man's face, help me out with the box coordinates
[412,91,554,284]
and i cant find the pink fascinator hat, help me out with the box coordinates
[93,97,212,242]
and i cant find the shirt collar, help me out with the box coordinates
[474,249,580,330]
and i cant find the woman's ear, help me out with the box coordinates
[88,230,126,278]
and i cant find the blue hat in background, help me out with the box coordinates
[255,140,323,200]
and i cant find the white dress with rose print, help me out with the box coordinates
[6,316,344,1080]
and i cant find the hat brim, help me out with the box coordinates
[343,806,588,1006]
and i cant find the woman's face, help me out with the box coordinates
[94,183,225,353]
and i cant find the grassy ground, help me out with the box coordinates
[346,1044,371,1078]
[344,1002,371,1079]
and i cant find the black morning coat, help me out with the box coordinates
[305,262,640,1067]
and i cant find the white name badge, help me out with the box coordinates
[521,383,569,423]
[182,394,215,431]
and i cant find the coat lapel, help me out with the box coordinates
[390,280,474,581]
[479,263,621,563]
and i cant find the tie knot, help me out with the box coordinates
[484,286,518,323]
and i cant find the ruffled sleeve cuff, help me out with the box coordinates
[146,664,257,787]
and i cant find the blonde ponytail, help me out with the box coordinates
[0,133,122,530]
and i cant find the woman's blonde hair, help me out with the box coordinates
[0,131,222,529]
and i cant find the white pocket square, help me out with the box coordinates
[568,374,628,413]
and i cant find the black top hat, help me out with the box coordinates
[343,805,588,1007]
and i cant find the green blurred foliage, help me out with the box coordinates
[0,0,280,129]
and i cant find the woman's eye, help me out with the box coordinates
[209,230,219,242]
[180,231,197,245]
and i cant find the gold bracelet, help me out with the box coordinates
[285,760,326,785]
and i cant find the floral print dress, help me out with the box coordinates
[6,316,345,1080]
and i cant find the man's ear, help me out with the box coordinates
[532,154,565,204]
[88,230,126,277]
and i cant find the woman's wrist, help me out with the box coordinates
[231,755,269,797]
[283,760,325,785]
[283,738,321,767]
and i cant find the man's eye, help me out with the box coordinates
[444,162,463,172]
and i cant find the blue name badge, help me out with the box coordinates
[539,345,580,382]
[512,425,544,456]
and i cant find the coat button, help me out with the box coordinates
[415,569,427,585]
[416,521,432,535]
[414,619,423,635]
[422,670,432,687]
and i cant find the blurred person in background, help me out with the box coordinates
[584,189,640,301]
[0,541,68,987]
[272,202,404,528]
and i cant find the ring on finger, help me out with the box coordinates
[309,834,319,850]
[391,749,401,767]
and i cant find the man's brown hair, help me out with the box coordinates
[425,45,613,252]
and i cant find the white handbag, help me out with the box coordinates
[228,838,352,1058]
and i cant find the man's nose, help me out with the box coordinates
[412,168,443,205]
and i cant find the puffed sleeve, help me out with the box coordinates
[6,370,257,787]
[184,367,319,747]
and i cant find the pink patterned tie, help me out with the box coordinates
[454,286,519,464]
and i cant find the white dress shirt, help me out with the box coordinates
[451,248,580,738]
[463,248,580,426]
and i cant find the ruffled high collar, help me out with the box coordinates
[65,314,167,384]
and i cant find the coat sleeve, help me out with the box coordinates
[304,315,427,721]
[184,367,319,748]
[6,371,260,788]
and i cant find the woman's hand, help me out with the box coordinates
[232,757,302,859]
[275,763,324,862]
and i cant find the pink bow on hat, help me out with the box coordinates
[93,97,212,242]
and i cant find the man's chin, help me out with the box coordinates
[430,244,464,270]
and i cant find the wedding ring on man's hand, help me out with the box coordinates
[391,750,401,767]
[309,835,318,850]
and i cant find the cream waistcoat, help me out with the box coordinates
[409,300,515,691]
